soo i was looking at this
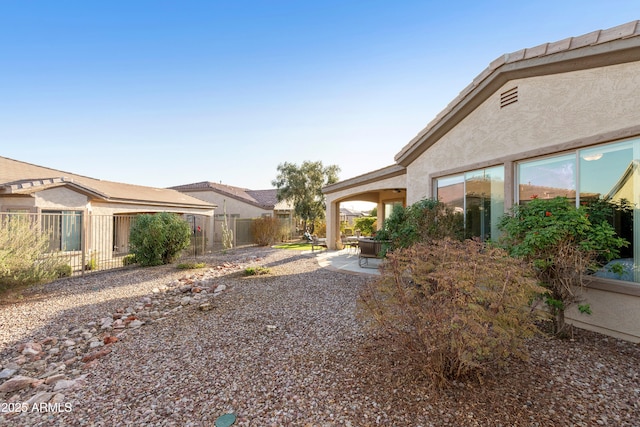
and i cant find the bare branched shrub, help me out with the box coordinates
[0,217,67,288]
[359,239,544,388]
[251,216,282,246]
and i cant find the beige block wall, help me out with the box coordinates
[406,61,640,204]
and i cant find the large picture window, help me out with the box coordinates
[517,137,640,283]
[42,211,82,252]
[436,166,504,241]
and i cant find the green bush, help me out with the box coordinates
[129,213,191,266]
[122,254,137,266]
[244,266,270,276]
[54,264,73,278]
[375,198,464,252]
[251,216,282,246]
[85,254,98,271]
[0,217,68,288]
[177,262,206,269]
[359,239,543,388]
[498,196,628,335]
[353,216,376,236]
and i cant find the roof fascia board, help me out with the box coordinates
[103,197,216,210]
[395,37,640,166]
[323,164,406,194]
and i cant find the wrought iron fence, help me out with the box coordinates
[0,212,210,277]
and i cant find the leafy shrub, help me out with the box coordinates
[54,264,73,278]
[375,198,463,251]
[359,239,543,388]
[177,262,206,269]
[353,216,376,236]
[85,253,98,271]
[251,216,282,246]
[244,266,270,276]
[122,254,137,266]
[129,212,191,266]
[498,197,627,335]
[0,217,68,288]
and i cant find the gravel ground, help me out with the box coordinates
[0,246,639,426]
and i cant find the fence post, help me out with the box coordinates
[80,211,88,276]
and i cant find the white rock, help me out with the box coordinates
[26,391,54,406]
[53,375,87,392]
[0,368,17,379]
[128,319,144,329]
[22,347,40,356]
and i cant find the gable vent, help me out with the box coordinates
[500,87,518,108]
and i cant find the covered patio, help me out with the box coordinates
[323,165,407,250]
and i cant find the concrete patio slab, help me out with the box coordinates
[305,248,382,276]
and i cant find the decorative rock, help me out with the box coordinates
[0,368,17,380]
[26,391,54,406]
[100,318,113,330]
[50,393,65,404]
[103,336,118,345]
[81,347,111,363]
[53,375,87,392]
[198,303,213,311]
[40,337,58,346]
[89,341,104,348]
[44,373,66,385]
[0,375,37,393]
[128,319,144,329]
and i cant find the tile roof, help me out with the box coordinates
[0,156,215,210]
[169,181,293,211]
[395,20,640,166]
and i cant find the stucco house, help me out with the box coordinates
[169,181,295,245]
[324,21,640,342]
[0,156,215,271]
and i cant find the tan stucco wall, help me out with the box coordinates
[35,187,90,210]
[565,288,640,343]
[403,61,640,342]
[325,174,407,249]
[406,61,640,204]
[182,190,270,218]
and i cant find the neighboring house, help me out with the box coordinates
[339,207,363,226]
[169,181,296,245]
[0,156,216,272]
[324,21,640,342]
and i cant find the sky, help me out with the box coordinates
[2,1,639,193]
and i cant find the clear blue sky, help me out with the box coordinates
[2,1,638,190]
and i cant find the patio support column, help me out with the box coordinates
[326,199,340,250]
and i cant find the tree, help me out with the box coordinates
[272,161,340,233]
